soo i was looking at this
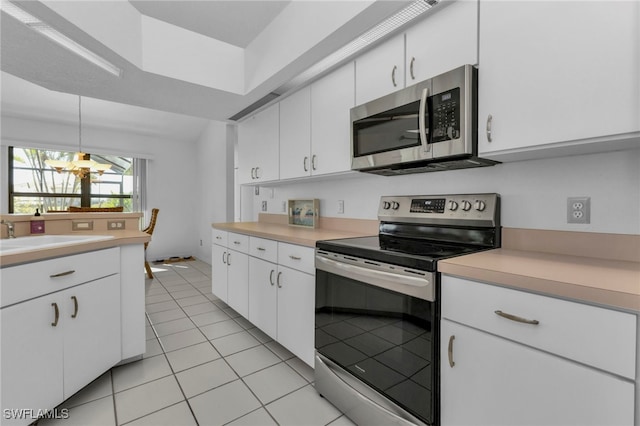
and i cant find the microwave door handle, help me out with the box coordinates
[419,87,431,152]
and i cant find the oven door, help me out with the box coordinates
[315,252,438,425]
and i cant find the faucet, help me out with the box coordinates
[1,220,16,238]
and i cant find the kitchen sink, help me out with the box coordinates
[0,234,115,255]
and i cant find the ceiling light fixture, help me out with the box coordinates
[278,0,438,94]
[1,0,123,77]
[45,96,112,179]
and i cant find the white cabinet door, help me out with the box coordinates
[212,244,228,302]
[226,250,249,318]
[1,296,64,426]
[355,33,405,105]
[310,62,354,176]
[405,0,478,84]
[440,319,635,426]
[238,104,280,184]
[276,266,315,367]
[248,257,277,340]
[63,275,121,399]
[478,1,640,156]
[279,87,311,180]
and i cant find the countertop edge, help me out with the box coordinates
[1,232,150,267]
[440,252,640,313]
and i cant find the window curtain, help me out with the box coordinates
[132,158,147,226]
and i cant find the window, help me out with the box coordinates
[9,146,140,213]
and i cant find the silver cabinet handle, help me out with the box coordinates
[277,271,282,288]
[71,295,79,318]
[419,87,431,153]
[251,167,256,179]
[486,114,493,143]
[255,167,261,179]
[257,247,266,252]
[303,156,309,172]
[215,236,222,240]
[391,65,398,87]
[269,269,275,286]
[448,335,455,367]
[289,255,302,261]
[222,251,227,264]
[227,252,231,266]
[50,270,75,278]
[311,154,317,171]
[233,241,241,245]
[494,310,539,325]
[409,57,415,80]
[51,302,59,327]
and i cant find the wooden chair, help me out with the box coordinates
[143,208,160,279]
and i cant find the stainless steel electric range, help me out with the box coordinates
[314,193,501,426]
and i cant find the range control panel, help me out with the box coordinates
[379,193,500,227]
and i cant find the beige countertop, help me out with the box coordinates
[213,213,378,248]
[0,231,150,267]
[441,229,640,313]
[211,221,373,247]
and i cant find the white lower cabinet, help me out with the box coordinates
[1,252,121,426]
[440,275,637,426]
[212,243,229,303]
[212,232,250,318]
[275,265,314,366]
[226,250,249,318]
[248,257,278,339]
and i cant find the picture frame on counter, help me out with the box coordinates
[288,199,319,228]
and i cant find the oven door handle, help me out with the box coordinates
[316,255,434,302]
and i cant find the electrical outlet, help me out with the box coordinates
[261,201,267,212]
[337,200,345,214]
[108,220,126,230]
[567,197,590,224]
[281,201,287,213]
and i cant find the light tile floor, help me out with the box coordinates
[39,259,353,426]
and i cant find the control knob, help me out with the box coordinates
[382,201,391,210]
[474,200,487,211]
[461,200,472,211]
[448,201,459,211]
[391,201,400,210]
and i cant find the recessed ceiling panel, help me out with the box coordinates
[129,0,291,48]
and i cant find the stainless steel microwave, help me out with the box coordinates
[351,64,498,175]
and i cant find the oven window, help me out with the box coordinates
[315,269,436,423]
[353,101,422,157]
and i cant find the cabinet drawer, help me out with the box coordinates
[1,248,120,308]
[442,275,637,379]
[212,229,228,246]
[278,243,315,275]
[227,233,249,254]
[249,237,278,263]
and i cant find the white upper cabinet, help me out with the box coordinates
[237,104,280,184]
[310,62,355,176]
[405,0,478,84]
[279,62,355,180]
[355,32,405,106]
[279,86,312,180]
[478,0,640,158]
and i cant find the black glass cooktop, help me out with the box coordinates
[316,235,486,271]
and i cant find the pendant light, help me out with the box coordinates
[45,96,112,178]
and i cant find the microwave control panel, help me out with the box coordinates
[430,87,460,143]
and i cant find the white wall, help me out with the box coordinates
[194,121,234,262]
[249,149,640,235]
[1,115,201,260]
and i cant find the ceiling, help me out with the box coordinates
[0,0,412,142]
